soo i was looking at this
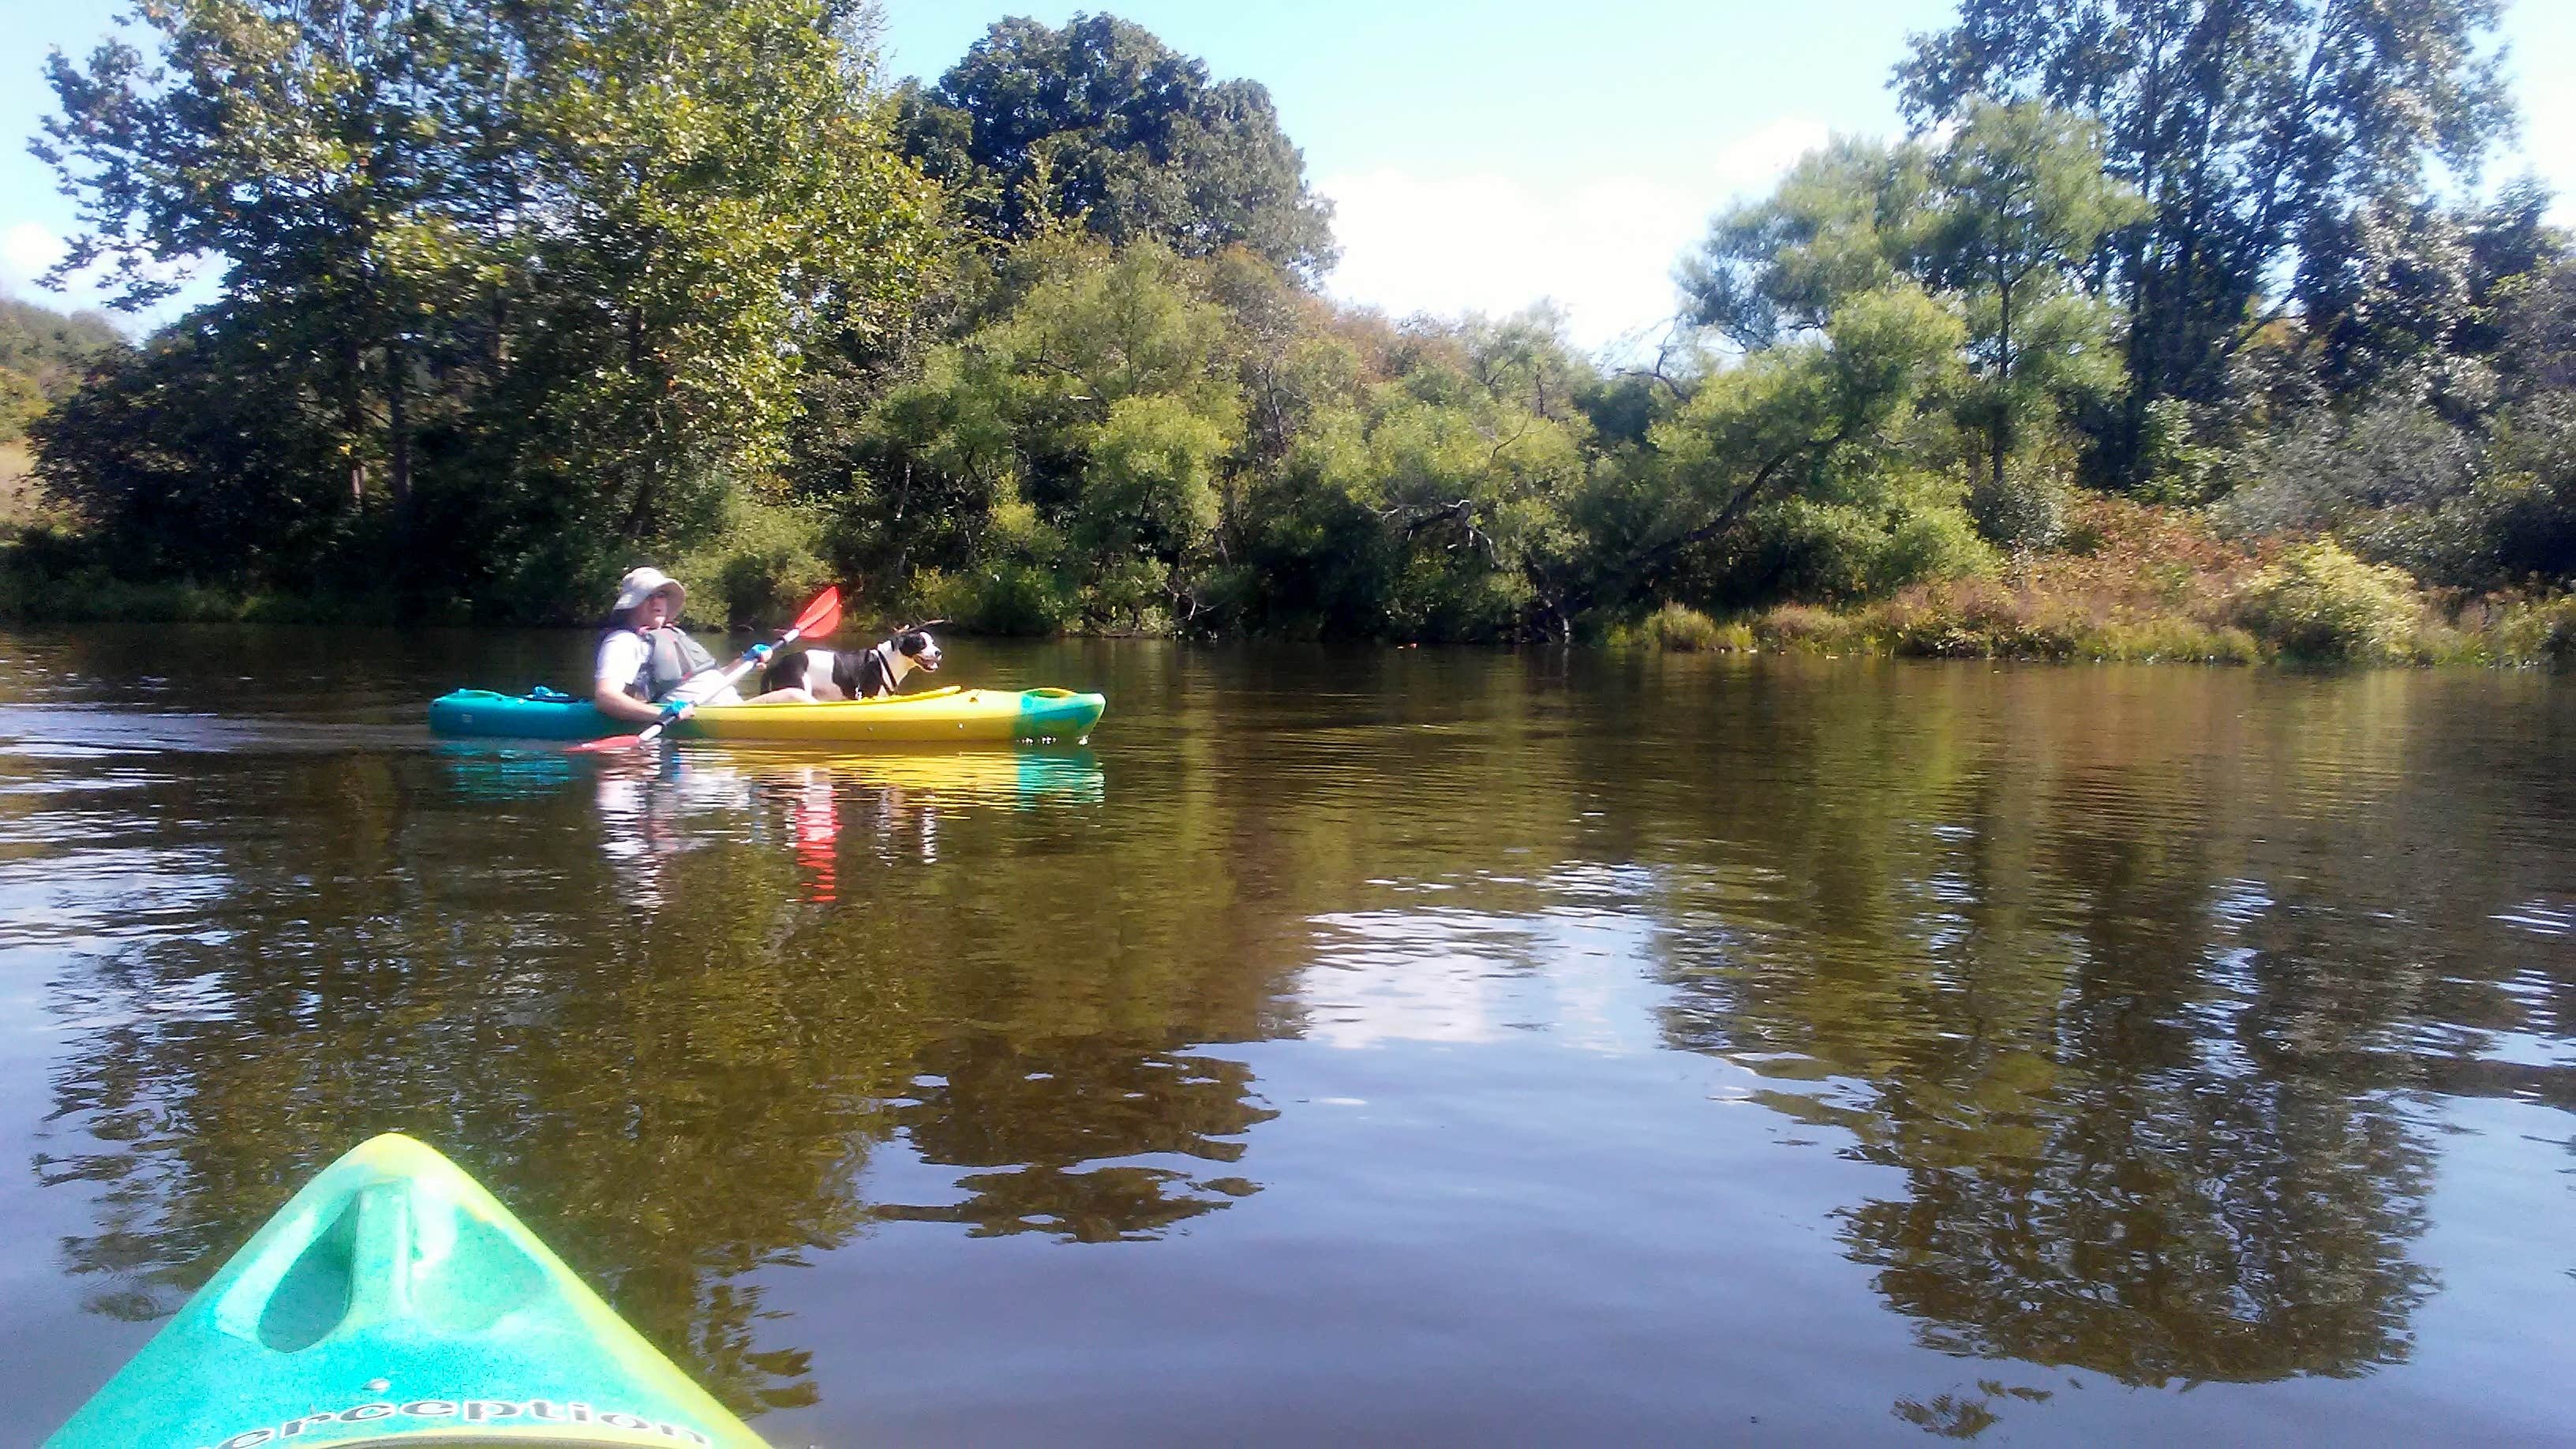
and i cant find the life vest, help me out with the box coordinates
[608,626,719,703]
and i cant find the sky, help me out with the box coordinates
[5,0,2573,354]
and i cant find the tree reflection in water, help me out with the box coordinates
[31,738,1258,1417]
[875,1034,1274,1241]
[1624,670,2563,1390]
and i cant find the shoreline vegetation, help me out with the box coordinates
[3,3,2572,670]
[13,494,2574,668]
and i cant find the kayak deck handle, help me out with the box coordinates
[216,1170,545,1352]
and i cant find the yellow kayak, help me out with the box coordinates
[430,685,1105,744]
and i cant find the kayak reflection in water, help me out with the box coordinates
[591,750,746,912]
[590,752,945,908]
[578,744,1103,906]
[590,566,812,728]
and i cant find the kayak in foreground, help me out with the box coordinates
[48,1133,766,1449]
[431,683,1104,744]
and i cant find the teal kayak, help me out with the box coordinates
[47,1133,768,1448]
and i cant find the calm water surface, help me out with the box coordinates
[1,627,2570,1443]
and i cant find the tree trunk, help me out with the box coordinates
[1994,268,2012,496]
[344,335,368,504]
[889,459,914,590]
[388,338,410,508]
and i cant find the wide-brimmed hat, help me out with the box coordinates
[611,566,687,616]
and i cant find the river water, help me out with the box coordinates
[0,627,2570,1444]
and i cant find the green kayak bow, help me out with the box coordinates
[47,1133,768,1448]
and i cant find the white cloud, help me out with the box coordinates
[0,222,64,293]
[1709,115,1834,193]
[1316,117,1830,358]
[2522,86,2576,227]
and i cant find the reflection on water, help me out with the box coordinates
[874,1035,1273,1241]
[0,632,2571,1441]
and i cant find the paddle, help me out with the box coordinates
[571,586,842,753]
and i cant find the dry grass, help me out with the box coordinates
[1750,498,2272,661]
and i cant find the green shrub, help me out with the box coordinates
[918,561,1074,635]
[2489,595,2576,668]
[1965,460,2069,551]
[2088,620,2260,664]
[1638,602,1754,652]
[668,497,833,629]
[2232,541,2423,663]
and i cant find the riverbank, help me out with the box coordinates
[9,497,2573,667]
[1624,500,2576,668]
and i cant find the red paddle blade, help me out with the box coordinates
[566,732,647,754]
[790,587,841,641]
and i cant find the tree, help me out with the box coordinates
[2293,181,2564,407]
[859,242,1245,629]
[0,296,123,443]
[1612,285,1990,610]
[895,14,1336,280]
[32,0,939,610]
[1926,103,2149,500]
[36,0,484,514]
[1898,0,2516,478]
[1682,137,1939,350]
[29,309,354,579]
[1681,107,2143,531]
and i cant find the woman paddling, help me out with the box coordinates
[591,567,813,725]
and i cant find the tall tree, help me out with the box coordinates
[1926,101,2149,496]
[1898,0,2514,477]
[1683,107,2144,501]
[36,0,484,513]
[895,14,1336,281]
[1615,284,1986,610]
[32,0,938,608]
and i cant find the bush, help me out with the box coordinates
[667,497,833,629]
[2231,541,2423,662]
[917,561,1075,635]
[2488,595,2576,668]
[1638,602,1754,652]
[1965,459,2069,551]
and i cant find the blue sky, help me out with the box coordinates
[6,1,2572,352]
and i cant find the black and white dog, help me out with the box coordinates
[762,627,942,701]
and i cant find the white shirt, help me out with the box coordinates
[595,630,743,707]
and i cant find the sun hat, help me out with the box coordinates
[611,566,687,616]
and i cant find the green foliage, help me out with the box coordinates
[2486,595,2576,668]
[28,315,361,582]
[845,241,1617,640]
[666,498,835,631]
[32,0,939,615]
[1684,103,2141,534]
[0,371,44,444]
[2132,399,2234,505]
[1900,0,2516,477]
[1632,285,1992,611]
[1633,602,1754,653]
[895,15,1335,279]
[1965,455,2070,551]
[2233,541,2423,662]
[0,298,124,442]
[915,562,1076,636]
[18,0,2573,653]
